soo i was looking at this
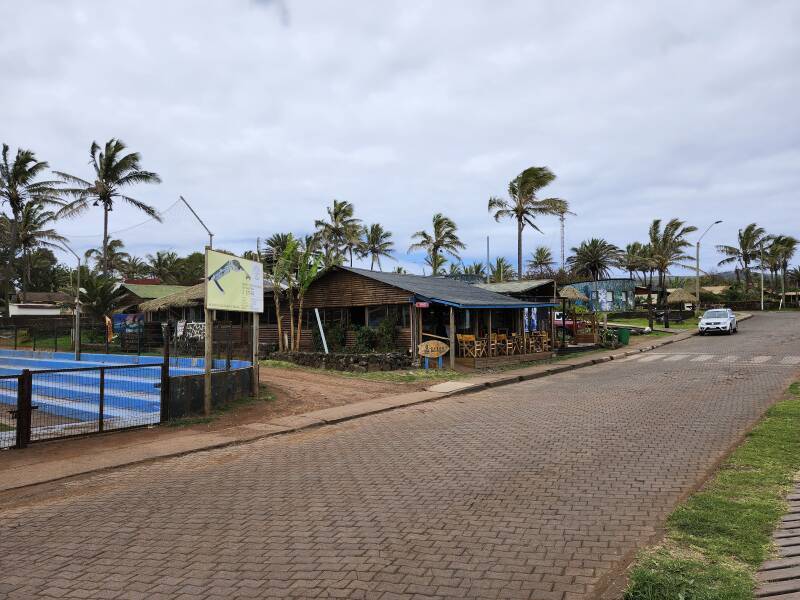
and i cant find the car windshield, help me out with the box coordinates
[703,310,728,319]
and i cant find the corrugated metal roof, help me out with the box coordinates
[474,280,553,294]
[337,267,540,309]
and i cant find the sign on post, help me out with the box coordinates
[205,249,264,313]
[418,340,449,358]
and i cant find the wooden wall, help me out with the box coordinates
[303,270,411,308]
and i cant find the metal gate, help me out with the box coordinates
[1,363,169,449]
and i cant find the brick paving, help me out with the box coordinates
[0,312,799,599]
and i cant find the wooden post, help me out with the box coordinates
[204,308,213,416]
[449,306,455,370]
[252,312,259,397]
[488,310,493,356]
[409,303,415,356]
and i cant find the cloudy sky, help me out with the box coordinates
[2,0,798,274]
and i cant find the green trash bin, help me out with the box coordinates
[617,327,630,346]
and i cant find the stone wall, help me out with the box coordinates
[167,367,253,419]
[270,351,412,373]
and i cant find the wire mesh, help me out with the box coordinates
[0,375,18,449]
[27,364,162,443]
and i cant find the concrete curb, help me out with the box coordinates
[0,315,753,494]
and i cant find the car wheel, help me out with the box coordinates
[727,326,733,335]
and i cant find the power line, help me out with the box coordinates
[57,198,182,240]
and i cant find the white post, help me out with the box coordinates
[252,312,259,396]
[314,308,329,354]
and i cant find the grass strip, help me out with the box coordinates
[625,382,800,599]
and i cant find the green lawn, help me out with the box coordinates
[611,316,699,330]
[624,382,800,599]
[260,359,464,383]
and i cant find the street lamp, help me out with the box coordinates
[60,242,82,361]
[695,220,722,316]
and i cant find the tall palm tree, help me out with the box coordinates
[526,246,555,276]
[715,223,768,290]
[489,257,516,283]
[359,223,394,271]
[146,250,180,283]
[488,166,561,278]
[409,213,465,276]
[0,144,61,314]
[85,238,130,274]
[649,218,698,305]
[567,238,621,281]
[56,139,161,275]
[789,266,800,307]
[314,199,361,267]
[619,242,649,281]
[766,235,798,303]
[14,202,68,295]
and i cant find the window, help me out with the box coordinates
[367,305,388,327]
[620,291,628,303]
[606,291,614,302]
[591,291,600,300]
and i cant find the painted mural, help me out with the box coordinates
[571,279,637,312]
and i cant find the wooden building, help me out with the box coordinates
[303,267,556,368]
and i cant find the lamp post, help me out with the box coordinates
[60,242,82,361]
[695,220,722,316]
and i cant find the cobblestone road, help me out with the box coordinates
[1,313,799,599]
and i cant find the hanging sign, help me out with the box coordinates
[205,249,264,313]
[415,301,430,308]
[418,340,449,358]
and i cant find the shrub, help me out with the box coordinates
[353,326,377,353]
[375,314,399,352]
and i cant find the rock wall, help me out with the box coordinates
[270,351,412,373]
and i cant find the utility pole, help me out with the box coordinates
[760,241,765,311]
[695,220,722,316]
[181,196,214,249]
[560,213,566,271]
[485,236,490,284]
[60,242,82,361]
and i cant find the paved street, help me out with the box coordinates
[1,312,799,600]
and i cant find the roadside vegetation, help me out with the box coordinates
[625,382,800,599]
[611,316,700,330]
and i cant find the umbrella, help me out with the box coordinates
[558,286,589,302]
[666,288,698,304]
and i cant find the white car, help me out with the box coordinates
[698,308,737,335]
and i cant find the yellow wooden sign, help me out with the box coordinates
[418,340,449,358]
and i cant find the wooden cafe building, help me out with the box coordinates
[302,267,557,368]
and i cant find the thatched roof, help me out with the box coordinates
[559,286,589,301]
[666,288,698,304]
[139,283,204,312]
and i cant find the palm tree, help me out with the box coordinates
[619,242,649,281]
[447,263,463,277]
[463,261,486,278]
[789,266,800,307]
[146,250,180,283]
[526,246,555,276]
[716,223,768,290]
[488,166,561,278]
[14,202,68,295]
[649,218,698,306]
[359,223,394,271]
[548,198,575,271]
[314,199,361,267]
[409,213,465,276]
[79,273,126,321]
[567,238,621,281]
[85,238,130,274]
[489,257,516,283]
[0,144,61,314]
[392,266,407,274]
[766,235,798,304]
[120,255,149,280]
[56,139,161,275]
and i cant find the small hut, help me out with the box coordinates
[664,288,698,328]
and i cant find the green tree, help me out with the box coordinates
[619,242,650,282]
[359,223,394,271]
[79,273,126,320]
[463,261,486,278]
[85,238,129,275]
[57,139,161,275]
[488,166,562,278]
[489,257,516,283]
[715,223,768,290]
[447,262,463,277]
[314,199,361,267]
[391,266,407,274]
[13,201,67,294]
[649,218,697,306]
[120,255,149,280]
[146,250,180,283]
[0,144,61,314]
[409,213,465,276]
[174,251,205,285]
[567,238,621,281]
[292,244,322,351]
[526,246,554,276]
